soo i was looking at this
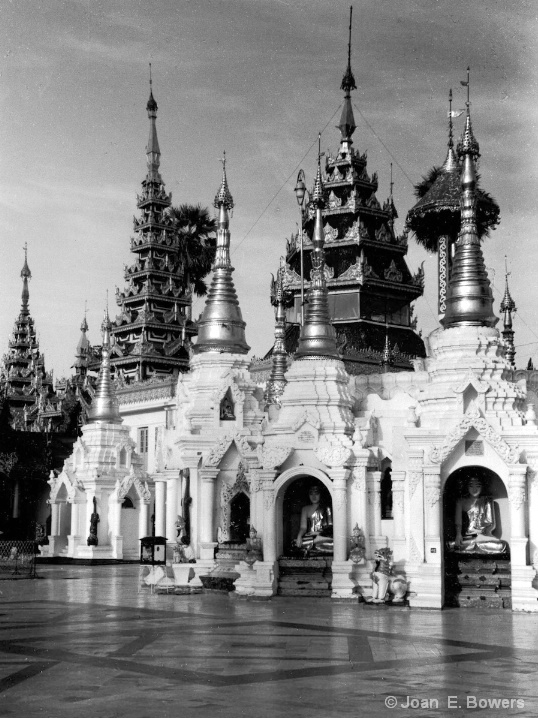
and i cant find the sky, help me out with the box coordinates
[1,0,537,378]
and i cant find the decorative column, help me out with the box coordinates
[261,471,277,564]
[50,501,60,537]
[527,459,538,571]
[391,470,406,561]
[350,459,369,557]
[67,501,82,558]
[423,465,442,565]
[154,480,166,537]
[165,472,180,544]
[111,496,123,559]
[331,468,349,562]
[507,466,528,566]
[367,469,384,552]
[199,467,219,560]
[330,467,354,598]
[407,450,425,564]
[139,500,149,540]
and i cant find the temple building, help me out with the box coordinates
[253,26,425,381]
[38,22,538,611]
[110,81,195,383]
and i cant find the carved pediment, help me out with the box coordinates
[430,404,520,465]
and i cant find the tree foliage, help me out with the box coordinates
[167,204,217,297]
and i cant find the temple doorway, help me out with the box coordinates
[282,477,332,554]
[443,466,511,608]
[229,493,250,543]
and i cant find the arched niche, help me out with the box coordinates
[274,466,332,558]
[443,466,509,549]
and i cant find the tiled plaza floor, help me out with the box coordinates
[0,564,537,717]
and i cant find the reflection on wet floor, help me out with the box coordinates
[0,564,536,717]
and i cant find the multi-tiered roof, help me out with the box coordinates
[0,248,53,428]
[111,81,194,382]
[279,20,425,373]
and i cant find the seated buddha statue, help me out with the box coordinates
[449,476,508,555]
[294,484,333,556]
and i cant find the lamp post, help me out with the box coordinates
[294,169,306,325]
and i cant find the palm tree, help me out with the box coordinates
[406,165,500,254]
[166,204,217,297]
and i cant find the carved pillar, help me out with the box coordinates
[391,470,406,562]
[407,450,425,564]
[50,502,60,537]
[423,465,442,565]
[139,501,149,539]
[527,460,538,569]
[165,473,180,544]
[154,480,166,537]
[70,502,80,537]
[330,468,349,562]
[351,460,369,557]
[367,469,383,552]
[199,467,219,546]
[260,470,277,563]
[508,466,528,566]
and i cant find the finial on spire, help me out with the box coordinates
[214,151,234,210]
[442,89,460,173]
[338,8,357,144]
[147,63,157,113]
[81,301,89,333]
[340,6,357,93]
[312,134,325,205]
[457,66,480,161]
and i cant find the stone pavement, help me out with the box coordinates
[0,565,537,718]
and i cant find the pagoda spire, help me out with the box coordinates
[295,137,339,359]
[20,243,31,315]
[87,307,122,424]
[265,257,290,408]
[146,64,161,183]
[338,6,357,151]
[73,306,91,381]
[500,258,517,368]
[194,155,250,355]
[441,84,497,329]
[442,89,459,173]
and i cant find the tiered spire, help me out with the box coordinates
[194,156,250,355]
[441,78,497,329]
[265,258,291,407]
[295,142,340,360]
[456,68,480,163]
[72,309,92,383]
[500,260,517,368]
[111,74,195,381]
[0,247,53,426]
[87,308,122,424]
[338,6,357,150]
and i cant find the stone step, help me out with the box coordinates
[277,588,332,597]
[278,558,332,569]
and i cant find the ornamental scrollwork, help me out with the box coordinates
[291,407,321,431]
[424,486,441,508]
[409,536,422,563]
[263,489,275,511]
[408,471,422,498]
[256,444,293,469]
[314,435,352,467]
[508,485,526,510]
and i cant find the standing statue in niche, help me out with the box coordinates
[449,476,508,554]
[293,484,333,556]
[87,496,99,546]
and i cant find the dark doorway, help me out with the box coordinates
[229,492,250,543]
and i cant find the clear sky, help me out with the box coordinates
[1,0,537,378]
